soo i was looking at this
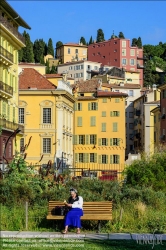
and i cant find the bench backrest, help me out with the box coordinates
[48,201,112,216]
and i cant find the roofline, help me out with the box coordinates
[56,43,88,49]
[1,0,31,29]
[58,60,101,67]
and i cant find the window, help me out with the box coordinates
[102,138,107,145]
[43,108,51,123]
[69,66,72,70]
[78,103,82,111]
[83,50,86,55]
[130,49,135,56]
[88,102,98,110]
[79,153,83,162]
[90,153,95,163]
[79,135,85,144]
[101,123,106,132]
[122,49,126,56]
[122,41,126,47]
[102,155,107,164]
[129,123,134,129]
[129,112,134,118]
[75,49,78,53]
[90,116,96,126]
[113,123,118,132]
[81,65,84,69]
[43,138,51,153]
[125,112,127,117]
[102,111,106,117]
[77,117,82,126]
[90,135,97,144]
[129,90,134,96]
[102,98,107,103]
[20,138,24,153]
[94,66,98,70]
[122,58,126,65]
[110,111,120,117]
[115,98,120,103]
[111,155,120,164]
[68,48,70,54]
[130,59,135,65]
[19,108,24,124]
[110,138,119,146]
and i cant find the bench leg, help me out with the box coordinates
[97,220,101,233]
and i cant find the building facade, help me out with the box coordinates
[19,68,75,170]
[57,61,101,82]
[0,0,30,168]
[158,83,166,146]
[72,80,127,180]
[56,43,88,64]
[88,38,144,86]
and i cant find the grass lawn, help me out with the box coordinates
[0,239,166,250]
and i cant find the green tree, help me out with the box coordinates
[50,65,57,74]
[55,41,63,58]
[118,31,125,39]
[18,49,23,62]
[45,60,50,74]
[89,36,93,45]
[96,29,105,43]
[33,39,46,63]
[131,38,137,47]
[21,31,34,62]
[137,37,142,48]
[80,37,86,45]
[47,38,54,57]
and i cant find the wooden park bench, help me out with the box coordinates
[47,201,112,232]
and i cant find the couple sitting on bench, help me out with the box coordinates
[62,188,83,234]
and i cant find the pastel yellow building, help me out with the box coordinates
[19,69,75,168]
[19,63,46,75]
[72,80,127,180]
[56,43,88,64]
[151,105,161,150]
[0,0,30,167]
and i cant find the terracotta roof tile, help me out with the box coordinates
[19,68,56,90]
[103,83,141,89]
[97,91,128,97]
[73,79,100,93]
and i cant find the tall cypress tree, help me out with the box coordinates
[89,36,93,45]
[131,38,138,47]
[47,38,54,57]
[137,37,142,48]
[55,41,63,58]
[33,39,46,63]
[118,32,125,39]
[96,29,105,42]
[21,31,34,62]
[80,37,86,45]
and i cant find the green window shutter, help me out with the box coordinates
[77,117,82,126]
[80,103,82,111]
[117,155,120,164]
[98,155,101,164]
[106,155,108,164]
[106,138,108,146]
[110,155,113,164]
[74,103,77,111]
[75,135,78,145]
[83,135,85,145]
[98,138,101,146]
[102,111,106,117]
[113,123,118,132]
[75,153,78,162]
[102,123,106,132]
[96,103,98,110]
[86,135,89,144]
[110,111,113,117]
[94,153,97,163]
[84,153,89,163]
[88,103,91,111]
[73,135,75,145]
[2,102,6,115]
[90,116,96,126]
[117,111,120,117]
[94,135,97,144]
[7,105,10,120]
[117,138,120,146]
[110,138,113,146]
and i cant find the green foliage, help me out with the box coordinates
[55,41,63,58]
[47,38,54,57]
[118,32,125,39]
[89,36,93,45]
[80,36,86,45]
[50,65,57,74]
[96,29,105,43]
[33,39,46,63]
[20,31,34,62]
[137,37,142,48]
[131,38,137,47]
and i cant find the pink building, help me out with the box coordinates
[88,38,144,86]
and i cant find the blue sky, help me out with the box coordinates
[8,1,166,47]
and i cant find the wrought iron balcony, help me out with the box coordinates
[0,46,13,63]
[0,118,24,134]
[0,81,13,98]
[0,16,25,44]
[137,64,144,69]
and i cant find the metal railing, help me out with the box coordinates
[0,16,25,44]
[0,118,24,133]
[0,81,13,96]
[0,45,13,62]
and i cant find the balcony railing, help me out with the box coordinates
[137,64,144,69]
[0,45,13,63]
[0,118,24,134]
[0,81,13,96]
[0,16,25,44]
